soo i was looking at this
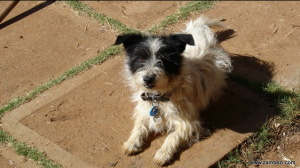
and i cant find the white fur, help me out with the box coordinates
[122,16,232,166]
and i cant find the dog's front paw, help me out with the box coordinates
[122,140,141,156]
[153,149,172,166]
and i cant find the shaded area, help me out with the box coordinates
[0,1,20,24]
[201,80,275,134]
[216,29,236,43]
[203,28,275,135]
[201,52,275,134]
[231,55,275,83]
[0,1,56,30]
[216,29,275,83]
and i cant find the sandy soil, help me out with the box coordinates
[1,1,300,167]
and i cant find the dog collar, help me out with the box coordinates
[140,92,170,102]
[141,92,169,123]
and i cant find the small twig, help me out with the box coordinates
[111,126,118,133]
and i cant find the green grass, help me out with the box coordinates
[147,1,215,33]
[217,74,300,168]
[217,148,242,168]
[65,0,214,35]
[0,130,62,168]
[65,1,139,34]
[228,74,299,120]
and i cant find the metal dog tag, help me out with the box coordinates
[149,106,159,116]
[149,106,162,123]
[153,115,162,123]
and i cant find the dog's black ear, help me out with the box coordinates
[115,34,144,49]
[169,34,195,46]
[168,34,195,53]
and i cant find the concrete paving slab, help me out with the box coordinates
[2,55,276,167]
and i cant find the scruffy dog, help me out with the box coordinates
[115,16,232,166]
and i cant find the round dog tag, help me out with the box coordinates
[149,106,159,116]
[153,115,162,123]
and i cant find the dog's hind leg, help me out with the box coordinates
[123,117,149,155]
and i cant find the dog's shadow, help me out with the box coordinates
[201,53,276,132]
[200,28,275,132]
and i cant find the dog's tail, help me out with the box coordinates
[183,15,232,73]
[185,15,226,30]
[183,15,226,56]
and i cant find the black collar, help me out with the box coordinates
[140,92,170,102]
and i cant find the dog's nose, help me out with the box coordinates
[143,74,156,85]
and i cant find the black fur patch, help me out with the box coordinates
[128,44,151,73]
[115,34,194,77]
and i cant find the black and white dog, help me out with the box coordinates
[115,16,232,166]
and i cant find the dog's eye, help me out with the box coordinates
[138,56,144,61]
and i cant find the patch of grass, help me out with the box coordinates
[65,1,139,34]
[216,74,300,167]
[228,74,299,120]
[0,130,14,144]
[217,122,273,168]
[217,148,243,168]
[254,122,272,151]
[147,1,215,33]
[13,141,61,168]
[0,130,62,168]
[0,97,24,117]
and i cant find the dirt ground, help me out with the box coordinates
[1,1,300,168]
[0,1,116,106]
[82,1,188,31]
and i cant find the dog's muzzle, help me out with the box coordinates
[143,74,156,89]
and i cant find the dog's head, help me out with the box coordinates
[115,33,194,92]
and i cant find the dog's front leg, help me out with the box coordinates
[153,131,180,165]
[123,116,149,156]
[153,121,197,166]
